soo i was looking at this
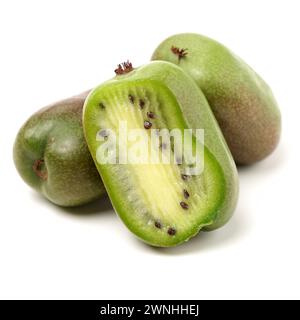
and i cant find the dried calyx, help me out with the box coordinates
[33,159,48,180]
[115,61,134,75]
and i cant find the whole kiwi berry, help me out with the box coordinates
[13,91,105,207]
[152,33,281,165]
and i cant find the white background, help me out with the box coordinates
[0,0,299,300]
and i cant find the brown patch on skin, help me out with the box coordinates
[114,60,134,75]
[33,159,48,180]
[167,227,176,236]
[99,102,105,109]
[171,46,188,61]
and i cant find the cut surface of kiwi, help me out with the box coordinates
[83,62,238,247]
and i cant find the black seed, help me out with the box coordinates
[180,201,189,210]
[183,189,190,199]
[139,99,145,109]
[147,111,155,119]
[154,221,162,229]
[99,102,105,109]
[181,174,190,181]
[167,227,176,236]
[129,94,135,104]
[144,120,152,129]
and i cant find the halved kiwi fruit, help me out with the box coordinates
[83,61,239,247]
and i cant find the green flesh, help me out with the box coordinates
[84,62,239,246]
[152,33,281,164]
[14,92,105,207]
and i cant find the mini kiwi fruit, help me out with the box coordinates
[14,91,105,207]
[152,33,281,165]
[83,61,239,247]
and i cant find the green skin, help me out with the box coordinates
[83,61,239,246]
[152,33,281,165]
[14,91,105,207]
